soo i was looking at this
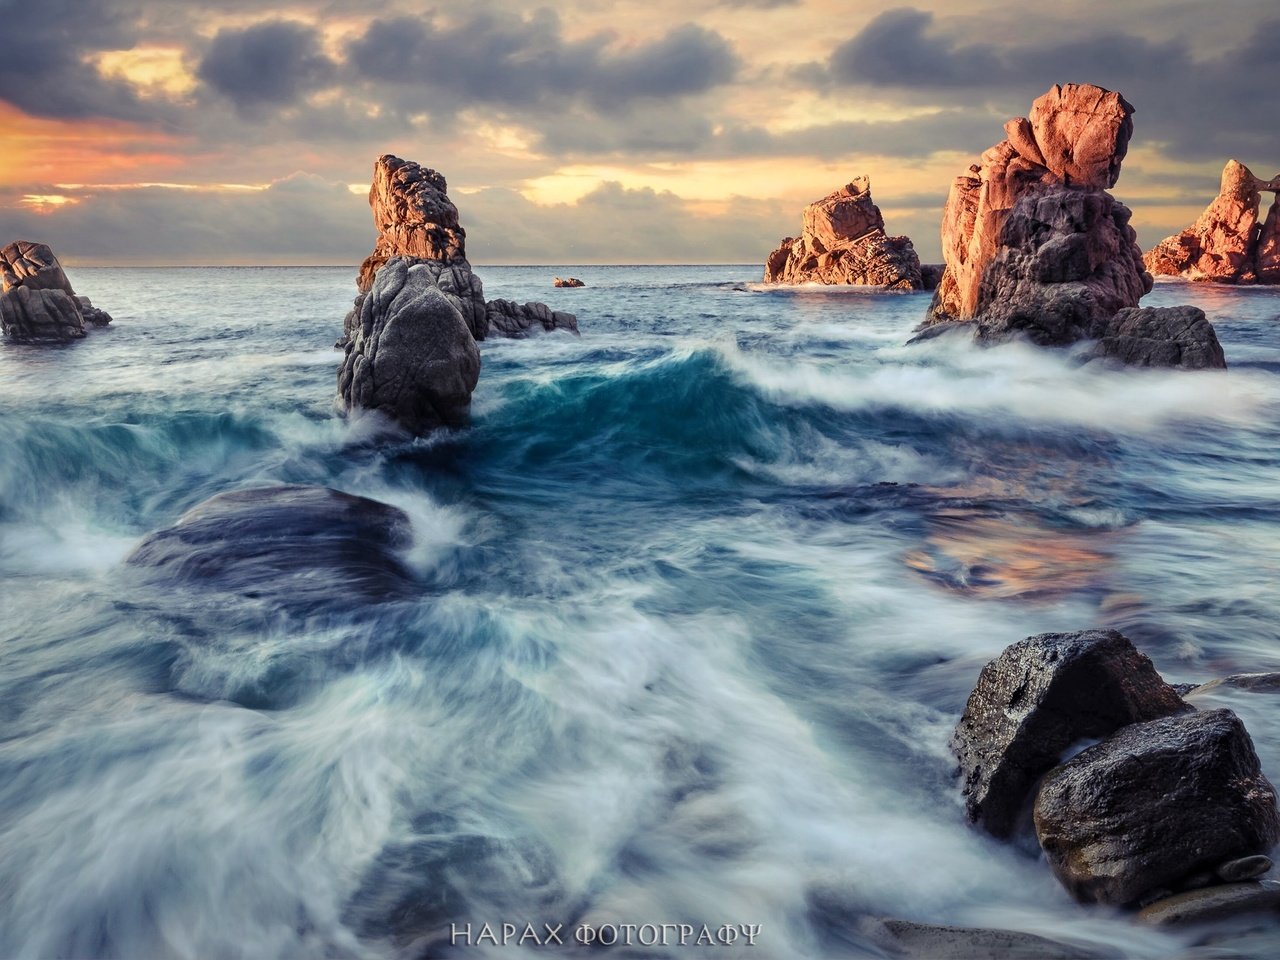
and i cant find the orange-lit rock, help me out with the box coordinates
[764,177,924,289]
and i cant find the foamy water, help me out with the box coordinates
[2,265,1279,957]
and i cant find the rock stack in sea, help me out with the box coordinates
[337,155,578,434]
[1144,160,1280,284]
[952,629,1280,920]
[764,177,926,289]
[0,240,113,343]
[919,83,1226,369]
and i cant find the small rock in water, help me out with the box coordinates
[1085,305,1227,370]
[1191,673,1280,695]
[1217,855,1274,883]
[1137,881,1280,927]
[552,276,585,287]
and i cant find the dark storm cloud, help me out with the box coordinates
[819,7,1280,161]
[346,11,739,111]
[0,0,157,121]
[197,21,337,110]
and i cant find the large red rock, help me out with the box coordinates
[1144,161,1267,284]
[1255,195,1280,284]
[764,177,924,289]
[358,156,468,293]
[926,84,1143,327]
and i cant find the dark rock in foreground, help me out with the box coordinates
[951,629,1190,838]
[1137,880,1280,926]
[1,240,113,343]
[1034,709,1280,906]
[1086,305,1227,370]
[858,917,1112,960]
[764,177,924,289]
[126,485,414,605]
[486,298,580,338]
[338,258,481,432]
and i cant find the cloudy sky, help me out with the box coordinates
[2,0,1278,265]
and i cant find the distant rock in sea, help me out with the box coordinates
[1144,160,1280,284]
[553,277,585,288]
[763,177,924,289]
[0,240,113,343]
[924,84,1151,344]
[338,155,578,434]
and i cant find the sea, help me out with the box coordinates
[2,265,1280,959]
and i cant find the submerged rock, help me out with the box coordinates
[764,177,924,289]
[926,84,1142,327]
[0,240,113,343]
[951,629,1189,838]
[485,298,579,338]
[1034,709,1280,906]
[1144,160,1280,284]
[857,917,1112,960]
[1086,305,1227,370]
[337,258,481,432]
[126,485,414,605]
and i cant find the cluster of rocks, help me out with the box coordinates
[953,629,1279,920]
[1145,160,1280,284]
[553,277,585,288]
[337,155,578,434]
[763,177,928,290]
[917,83,1226,370]
[0,240,112,343]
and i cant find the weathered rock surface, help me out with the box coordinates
[971,188,1150,346]
[1034,709,1280,906]
[1191,672,1280,695]
[338,258,481,432]
[857,918,1112,959]
[1144,160,1280,284]
[919,263,945,290]
[126,485,414,605]
[927,84,1141,326]
[951,629,1189,838]
[1137,881,1280,927]
[485,298,580,338]
[1086,305,1227,370]
[1258,196,1280,284]
[764,177,924,289]
[553,277,585,288]
[0,240,113,343]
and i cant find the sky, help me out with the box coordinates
[2,0,1278,266]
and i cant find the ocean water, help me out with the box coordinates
[2,265,1280,958]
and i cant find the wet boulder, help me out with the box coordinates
[126,485,415,606]
[337,257,482,433]
[1034,709,1280,906]
[951,629,1190,838]
[1137,880,1280,927]
[1086,305,1227,370]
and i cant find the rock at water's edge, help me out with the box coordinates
[1,240,113,343]
[485,299,579,338]
[1086,305,1226,370]
[1034,709,1280,906]
[1137,881,1280,927]
[553,277,585,288]
[951,629,1190,838]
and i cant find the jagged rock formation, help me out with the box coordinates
[486,299,579,338]
[338,258,481,432]
[1144,161,1280,284]
[338,155,578,433]
[1086,305,1227,370]
[924,84,1154,345]
[0,240,112,343]
[764,178,924,289]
